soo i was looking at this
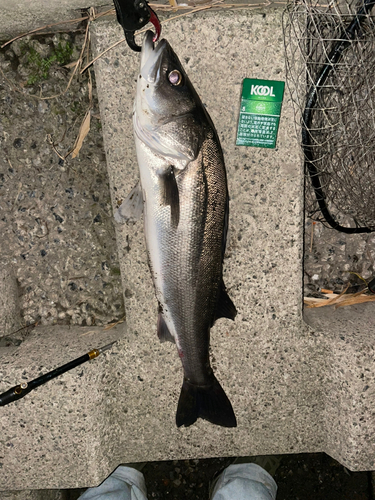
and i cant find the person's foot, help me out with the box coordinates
[209,455,281,498]
[233,455,281,476]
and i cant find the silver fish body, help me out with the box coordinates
[132,31,236,427]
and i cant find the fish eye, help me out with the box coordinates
[168,70,182,86]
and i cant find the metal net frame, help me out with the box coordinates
[283,0,375,233]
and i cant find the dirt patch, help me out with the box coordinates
[0,31,124,329]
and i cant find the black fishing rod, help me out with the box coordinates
[0,341,116,407]
[303,0,375,233]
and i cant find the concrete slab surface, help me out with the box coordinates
[0,324,124,490]
[0,0,108,39]
[304,303,375,471]
[0,0,289,40]
[0,265,21,338]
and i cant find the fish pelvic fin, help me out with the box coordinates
[160,166,179,228]
[157,312,175,343]
[114,181,143,224]
[176,376,237,428]
[213,280,237,325]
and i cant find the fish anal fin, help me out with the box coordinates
[157,312,175,343]
[114,181,143,224]
[160,166,179,228]
[176,376,237,428]
[213,280,237,325]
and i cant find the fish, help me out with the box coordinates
[117,30,237,428]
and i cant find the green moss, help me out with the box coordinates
[54,41,73,65]
[24,41,74,86]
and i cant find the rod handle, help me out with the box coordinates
[0,383,32,406]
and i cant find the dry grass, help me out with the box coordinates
[304,288,375,308]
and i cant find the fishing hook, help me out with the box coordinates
[113,0,161,52]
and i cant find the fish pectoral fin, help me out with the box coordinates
[157,312,175,343]
[160,166,179,228]
[213,280,237,325]
[114,181,143,224]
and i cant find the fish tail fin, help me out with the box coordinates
[176,376,237,428]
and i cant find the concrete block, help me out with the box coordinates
[0,265,21,339]
[0,324,124,490]
[91,6,314,464]
[304,303,375,471]
[0,0,106,39]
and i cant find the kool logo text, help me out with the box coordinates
[251,85,276,97]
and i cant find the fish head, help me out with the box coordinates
[134,31,203,164]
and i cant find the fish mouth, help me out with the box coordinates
[140,30,168,83]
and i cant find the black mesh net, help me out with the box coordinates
[283,0,375,232]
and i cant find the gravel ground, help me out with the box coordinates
[304,215,375,298]
[1,28,373,500]
[0,31,124,329]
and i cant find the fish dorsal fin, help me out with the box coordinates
[157,311,175,343]
[160,166,179,228]
[213,280,237,325]
[114,181,143,224]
